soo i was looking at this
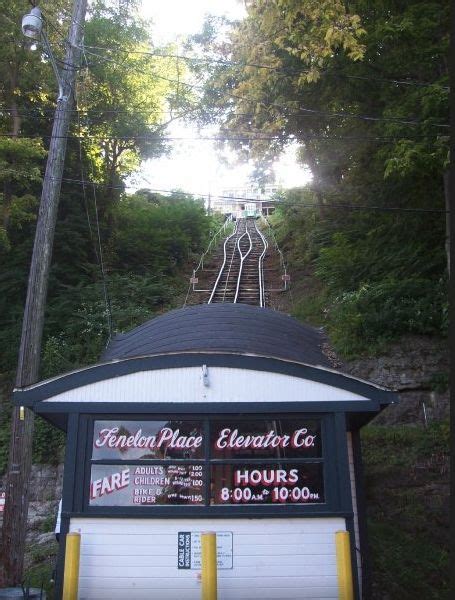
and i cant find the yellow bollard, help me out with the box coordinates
[335,530,354,600]
[62,532,81,600]
[201,531,217,600]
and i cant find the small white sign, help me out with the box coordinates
[178,531,233,570]
[0,492,5,512]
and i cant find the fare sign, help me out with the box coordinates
[89,464,204,506]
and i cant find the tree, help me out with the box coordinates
[77,0,195,216]
[190,0,449,356]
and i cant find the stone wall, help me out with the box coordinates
[0,463,63,553]
[341,334,449,425]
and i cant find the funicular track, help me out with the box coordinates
[208,218,268,306]
[185,216,289,309]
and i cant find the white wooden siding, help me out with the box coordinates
[70,517,345,599]
[347,432,362,597]
[44,366,368,405]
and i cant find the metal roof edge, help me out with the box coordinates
[13,351,398,408]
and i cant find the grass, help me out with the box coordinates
[24,541,59,599]
[361,421,449,599]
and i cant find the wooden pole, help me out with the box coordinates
[0,0,88,586]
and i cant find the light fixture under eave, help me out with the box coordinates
[22,6,43,39]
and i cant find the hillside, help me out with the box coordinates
[264,211,449,599]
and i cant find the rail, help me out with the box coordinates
[188,215,233,295]
[254,219,268,307]
[187,215,285,308]
[193,214,233,278]
[216,219,244,303]
[208,218,267,306]
[260,214,290,292]
[207,219,240,304]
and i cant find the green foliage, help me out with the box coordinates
[367,521,449,600]
[0,138,46,184]
[23,542,58,599]
[33,417,65,466]
[361,422,449,599]
[272,192,447,357]
[327,278,447,357]
[41,272,184,379]
[38,514,57,534]
[428,372,449,394]
[113,192,210,274]
[0,186,212,472]
[0,137,45,251]
[291,289,328,328]
[361,420,450,468]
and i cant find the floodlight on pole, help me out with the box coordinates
[21,6,65,101]
[21,7,43,39]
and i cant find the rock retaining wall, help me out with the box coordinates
[341,335,449,425]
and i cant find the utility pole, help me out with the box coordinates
[0,0,88,586]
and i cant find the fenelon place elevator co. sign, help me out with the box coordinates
[89,419,325,507]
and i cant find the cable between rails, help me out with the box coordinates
[233,225,253,304]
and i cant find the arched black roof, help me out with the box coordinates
[101,303,330,367]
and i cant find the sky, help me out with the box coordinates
[129,0,312,197]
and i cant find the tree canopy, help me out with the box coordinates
[189,0,449,355]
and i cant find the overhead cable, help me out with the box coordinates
[80,48,449,129]
[82,44,449,91]
[0,132,439,143]
[22,173,449,214]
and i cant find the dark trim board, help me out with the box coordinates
[34,400,382,433]
[64,508,355,519]
[352,429,371,599]
[14,352,397,406]
[35,401,381,414]
[345,516,361,600]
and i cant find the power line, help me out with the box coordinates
[80,47,449,129]
[40,2,448,97]
[0,132,439,143]
[7,34,432,131]
[1,55,446,131]
[27,174,448,213]
[0,104,450,132]
[75,90,114,340]
[83,44,449,91]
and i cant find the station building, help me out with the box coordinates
[14,303,396,599]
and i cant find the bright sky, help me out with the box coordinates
[129,0,312,197]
